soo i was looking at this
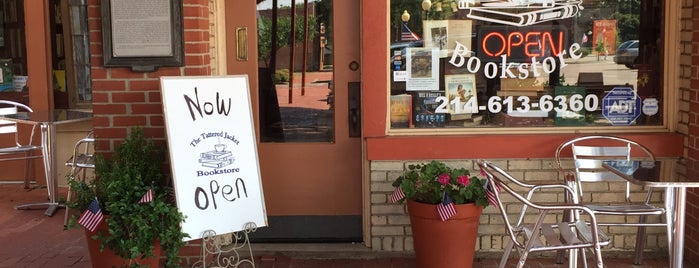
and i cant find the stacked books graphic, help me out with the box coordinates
[458,0,583,27]
[199,146,234,168]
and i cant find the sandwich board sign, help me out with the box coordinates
[160,75,267,241]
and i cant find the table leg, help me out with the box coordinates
[666,187,686,268]
[14,123,62,216]
[43,123,61,216]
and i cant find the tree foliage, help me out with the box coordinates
[599,0,641,43]
[258,5,318,67]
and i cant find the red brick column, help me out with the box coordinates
[682,1,699,266]
[87,0,211,265]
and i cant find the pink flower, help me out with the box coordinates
[438,174,450,185]
[457,175,470,186]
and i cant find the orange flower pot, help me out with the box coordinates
[407,200,483,268]
[84,222,162,268]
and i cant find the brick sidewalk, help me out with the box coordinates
[0,184,676,267]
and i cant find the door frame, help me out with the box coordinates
[216,0,370,244]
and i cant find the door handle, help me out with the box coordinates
[348,82,361,137]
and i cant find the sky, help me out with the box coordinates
[257,0,318,10]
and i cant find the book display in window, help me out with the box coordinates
[412,91,446,128]
[390,94,413,128]
[499,73,545,97]
[445,74,477,120]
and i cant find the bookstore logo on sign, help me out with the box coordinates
[199,143,234,169]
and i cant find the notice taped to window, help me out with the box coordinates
[161,75,267,241]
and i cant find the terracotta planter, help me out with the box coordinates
[84,222,162,268]
[407,200,483,268]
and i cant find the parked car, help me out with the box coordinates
[614,40,639,68]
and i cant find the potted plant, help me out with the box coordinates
[391,160,491,268]
[66,128,188,267]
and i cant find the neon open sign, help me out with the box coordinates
[477,25,568,61]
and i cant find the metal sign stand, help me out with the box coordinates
[193,222,258,268]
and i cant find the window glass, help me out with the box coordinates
[258,0,335,142]
[389,0,663,129]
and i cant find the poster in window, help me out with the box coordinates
[423,20,473,58]
[406,47,439,91]
[445,74,477,117]
[593,20,617,57]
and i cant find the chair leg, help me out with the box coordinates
[633,215,648,265]
[63,166,85,226]
[63,183,72,227]
[23,152,32,189]
[593,244,605,268]
[499,238,515,268]
[516,250,530,268]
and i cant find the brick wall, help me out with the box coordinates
[682,0,699,265]
[87,0,211,265]
[369,159,667,255]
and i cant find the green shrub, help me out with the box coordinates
[274,69,290,84]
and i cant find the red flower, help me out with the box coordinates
[438,173,450,185]
[457,175,470,186]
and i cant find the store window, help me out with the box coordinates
[0,0,28,104]
[389,0,663,129]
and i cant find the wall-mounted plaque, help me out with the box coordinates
[101,0,184,72]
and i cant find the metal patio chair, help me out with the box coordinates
[0,100,43,189]
[555,135,666,265]
[476,160,610,268]
[63,131,95,226]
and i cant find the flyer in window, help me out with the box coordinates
[423,20,473,58]
[406,47,439,91]
[445,74,477,116]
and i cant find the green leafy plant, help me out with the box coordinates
[392,160,489,207]
[66,128,188,267]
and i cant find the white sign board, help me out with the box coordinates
[160,75,267,241]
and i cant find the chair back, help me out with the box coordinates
[0,100,32,135]
[68,131,95,169]
[477,160,610,268]
[476,160,540,249]
[555,135,655,200]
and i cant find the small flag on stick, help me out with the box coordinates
[78,198,104,232]
[437,192,457,221]
[401,23,421,42]
[139,188,154,203]
[390,186,405,203]
[485,179,501,208]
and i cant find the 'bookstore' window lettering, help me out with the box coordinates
[389,0,664,129]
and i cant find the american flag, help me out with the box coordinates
[139,188,154,203]
[401,23,420,42]
[390,186,405,203]
[437,192,457,221]
[78,198,104,232]
[485,179,501,208]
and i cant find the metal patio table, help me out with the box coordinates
[603,159,699,268]
[1,109,92,216]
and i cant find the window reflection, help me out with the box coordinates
[257,0,334,142]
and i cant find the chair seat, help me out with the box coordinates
[0,144,42,154]
[65,153,95,168]
[520,221,610,252]
[586,203,665,215]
